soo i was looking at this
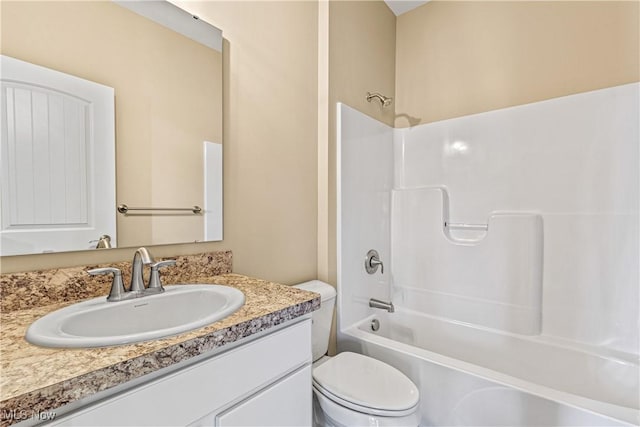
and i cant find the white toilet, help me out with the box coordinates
[294,280,420,427]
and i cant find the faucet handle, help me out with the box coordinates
[365,249,384,274]
[148,260,176,292]
[88,267,125,302]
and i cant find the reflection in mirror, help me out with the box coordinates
[1,55,117,255]
[0,0,223,256]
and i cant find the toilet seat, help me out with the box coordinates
[313,381,418,417]
[313,384,420,427]
[312,352,419,416]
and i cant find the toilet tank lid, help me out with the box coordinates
[294,280,336,302]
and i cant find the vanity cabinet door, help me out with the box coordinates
[215,365,312,427]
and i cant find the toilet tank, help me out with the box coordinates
[293,280,336,361]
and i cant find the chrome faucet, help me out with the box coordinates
[87,247,176,302]
[130,247,153,293]
[369,298,394,313]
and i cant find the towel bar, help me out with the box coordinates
[117,204,202,214]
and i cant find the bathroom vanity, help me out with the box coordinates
[0,254,320,426]
[48,320,312,426]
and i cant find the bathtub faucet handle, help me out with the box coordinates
[365,249,384,274]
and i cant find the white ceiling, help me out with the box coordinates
[384,0,430,16]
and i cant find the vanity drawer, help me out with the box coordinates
[50,318,312,426]
[215,365,311,427]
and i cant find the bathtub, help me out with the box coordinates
[338,309,639,426]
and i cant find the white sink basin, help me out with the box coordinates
[25,284,245,348]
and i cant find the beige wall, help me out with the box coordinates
[1,1,319,286]
[175,1,319,285]
[395,1,640,127]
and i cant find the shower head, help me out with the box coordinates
[366,92,393,107]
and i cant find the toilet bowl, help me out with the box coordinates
[294,281,420,427]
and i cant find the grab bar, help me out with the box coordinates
[117,204,202,214]
[444,221,488,231]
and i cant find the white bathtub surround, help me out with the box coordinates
[336,104,394,328]
[394,83,639,355]
[336,82,639,426]
[392,187,543,334]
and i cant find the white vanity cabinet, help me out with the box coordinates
[47,318,312,427]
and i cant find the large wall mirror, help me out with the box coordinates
[0,0,223,256]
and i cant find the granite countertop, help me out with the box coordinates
[0,273,320,426]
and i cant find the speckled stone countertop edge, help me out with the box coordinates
[0,274,320,426]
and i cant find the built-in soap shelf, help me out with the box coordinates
[396,185,541,245]
[391,186,544,335]
[443,212,544,244]
[444,219,490,243]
